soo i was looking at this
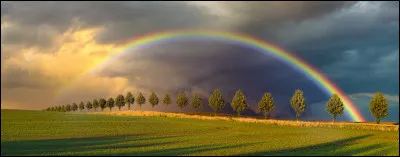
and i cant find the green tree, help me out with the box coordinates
[115,94,125,111]
[149,92,159,108]
[258,92,275,119]
[72,103,78,112]
[163,94,171,108]
[231,89,247,117]
[290,89,307,121]
[99,98,107,111]
[208,89,226,116]
[86,101,93,111]
[61,105,66,112]
[370,92,389,124]
[66,104,71,112]
[93,99,99,111]
[326,94,344,123]
[79,102,85,112]
[125,92,134,110]
[50,107,54,111]
[176,92,188,112]
[190,94,203,113]
[136,92,146,110]
[55,106,60,112]
[106,98,115,112]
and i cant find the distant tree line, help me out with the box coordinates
[44,90,389,124]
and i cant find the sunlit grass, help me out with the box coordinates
[1,109,399,156]
[93,110,399,132]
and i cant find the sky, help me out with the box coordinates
[1,1,399,121]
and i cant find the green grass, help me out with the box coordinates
[1,109,399,156]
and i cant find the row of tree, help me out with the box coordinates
[44,89,389,124]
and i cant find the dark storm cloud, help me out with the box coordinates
[1,66,57,89]
[98,40,328,119]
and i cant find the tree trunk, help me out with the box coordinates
[119,107,121,111]
[128,105,130,110]
[214,111,217,116]
[101,108,104,112]
[376,119,381,124]
[296,113,300,122]
[110,108,111,112]
[237,111,240,118]
[264,111,268,119]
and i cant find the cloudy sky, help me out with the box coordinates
[1,1,398,121]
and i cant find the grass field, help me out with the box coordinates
[1,109,399,156]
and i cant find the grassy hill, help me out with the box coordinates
[1,109,399,156]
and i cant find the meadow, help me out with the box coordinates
[1,109,399,156]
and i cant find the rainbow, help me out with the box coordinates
[58,29,366,122]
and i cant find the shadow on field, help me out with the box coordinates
[1,134,256,156]
[234,134,391,156]
[1,134,180,156]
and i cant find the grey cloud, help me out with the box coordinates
[350,93,399,102]
[1,66,58,89]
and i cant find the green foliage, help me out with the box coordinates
[231,89,247,117]
[136,92,146,110]
[370,92,389,124]
[92,99,99,111]
[79,102,85,112]
[163,94,171,106]
[86,101,93,111]
[115,94,125,111]
[125,92,134,110]
[149,92,159,108]
[208,89,226,116]
[66,104,71,112]
[99,98,107,111]
[190,94,203,112]
[290,89,307,121]
[176,92,188,111]
[326,94,344,122]
[258,92,275,119]
[72,103,78,112]
[106,98,115,112]
[61,105,66,112]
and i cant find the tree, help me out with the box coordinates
[176,92,188,112]
[99,98,107,111]
[93,99,99,112]
[61,105,66,112]
[326,94,344,123]
[106,98,115,112]
[290,89,307,121]
[369,92,389,124]
[208,89,226,116]
[79,102,85,112]
[163,94,172,108]
[258,92,275,119]
[136,92,146,110]
[149,92,159,108]
[50,107,54,111]
[86,101,93,111]
[125,92,134,110]
[115,94,125,111]
[56,106,61,112]
[231,89,247,117]
[190,94,203,113]
[66,104,71,112]
[72,103,78,112]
